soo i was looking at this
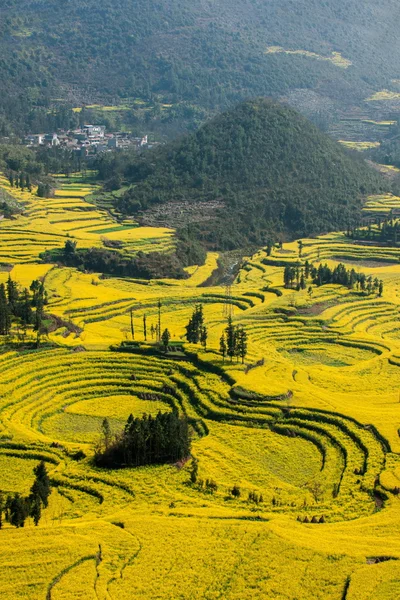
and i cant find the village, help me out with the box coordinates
[24,125,160,155]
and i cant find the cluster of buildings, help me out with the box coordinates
[25,125,156,155]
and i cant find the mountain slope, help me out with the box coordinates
[1,0,400,134]
[116,99,384,249]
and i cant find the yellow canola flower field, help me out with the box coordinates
[1,174,400,597]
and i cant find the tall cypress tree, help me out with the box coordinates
[0,283,11,335]
[225,316,236,362]
[31,461,51,508]
[6,275,19,315]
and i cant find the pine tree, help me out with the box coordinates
[157,299,162,342]
[101,418,112,451]
[161,328,171,350]
[31,461,51,508]
[29,493,42,526]
[0,283,11,335]
[185,304,204,344]
[225,317,236,362]
[6,275,19,315]
[130,308,134,339]
[143,314,147,341]
[20,289,33,328]
[9,494,27,528]
[190,456,198,484]
[219,333,227,362]
[200,326,208,350]
[237,327,248,364]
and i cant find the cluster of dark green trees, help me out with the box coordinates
[312,263,383,294]
[0,276,47,341]
[7,172,32,191]
[219,317,248,363]
[95,412,191,469]
[41,240,188,280]
[185,304,208,348]
[350,219,400,246]
[0,462,51,528]
[283,261,383,295]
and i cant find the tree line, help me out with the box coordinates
[0,461,51,528]
[350,218,400,247]
[95,412,191,469]
[283,261,383,296]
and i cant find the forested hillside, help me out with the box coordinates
[1,0,400,134]
[115,99,384,249]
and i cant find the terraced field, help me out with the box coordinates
[0,175,175,263]
[0,176,400,598]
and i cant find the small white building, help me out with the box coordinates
[83,125,105,139]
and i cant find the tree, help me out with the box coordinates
[143,314,147,341]
[157,299,162,342]
[237,327,248,364]
[101,418,112,451]
[161,328,171,350]
[33,281,46,348]
[190,456,198,484]
[31,461,51,508]
[298,240,303,257]
[200,326,208,350]
[64,239,77,258]
[37,182,53,198]
[6,275,19,314]
[231,485,241,498]
[20,289,33,328]
[130,308,135,340]
[219,333,227,362]
[379,280,384,297]
[0,283,11,335]
[29,494,42,526]
[0,492,3,529]
[9,494,27,528]
[185,304,204,344]
[225,317,236,362]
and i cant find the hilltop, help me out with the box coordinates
[1,0,400,134]
[116,99,384,249]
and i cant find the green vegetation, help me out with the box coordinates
[94,412,190,468]
[1,0,400,135]
[116,99,384,248]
